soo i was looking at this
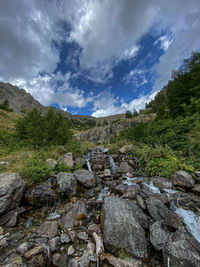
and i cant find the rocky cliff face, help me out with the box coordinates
[0,82,45,113]
[76,113,156,143]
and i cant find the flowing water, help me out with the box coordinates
[109,155,117,173]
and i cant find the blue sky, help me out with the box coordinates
[0,0,200,117]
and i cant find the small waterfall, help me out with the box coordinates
[109,156,117,173]
[86,156,92,171]
[171,201,200,242]
[97,187,109,201]
[142,182,161,194]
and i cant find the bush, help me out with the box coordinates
[21,154,52,184]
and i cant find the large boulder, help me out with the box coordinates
[146,196,182,229]
[61,200,87,230]
[151,176,172,189]
[0,173,25,215]
[58,152,74,168]
[116,161,134,174]
[74,170,97,188]
[56,172,77,196]
[102,196,148,259]
[25,182,58,207]
[163,228,200,267]
[150,221,169,251]
[172,170,195,189]
[37,221,58,238]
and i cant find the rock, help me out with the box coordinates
[46,159,57,170]
[116,161,134,174]
[103,196,148,259]
[0,161,9,166]
[0,237,8,252]
[163,228,200,267]
[0,227,3,235]
[122,184,141,199]
[23,245,45,259]
[58,152,74,168]
[16,242,34,254]
[0,207,25,227]
[77,232,89,241]
[60,233,70,244]
[104,254,142,267]
[37,221,58,238]
[86,224,100,236]
[192,184,200,195]
[150,221,168,251]
[56,172,77,196]
[74,170,97,188]
[136,195,146,210]
[194,171,200,179]
[151,176,172,189]
[0,173,25,215]
[62,200,87,230]
[119,144,133,154]
[68,231,76,242]
[25,182,58,207]
[146,196,182,229]
[172,170,195,189]
[48,236,60,252]
[53,253,60,266]
[68,245,75,255]
[103,169,111,177]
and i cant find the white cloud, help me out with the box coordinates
[11,72,90,109]
[91,90,156,117]
[154,35,173,52]
[123,68,148,88]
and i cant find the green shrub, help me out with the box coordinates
[21,155,52,184]
[55,162,72,173]
[0,99,13,112]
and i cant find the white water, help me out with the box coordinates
[97,187,109,201]
[122,176,137,186]
[86,156,92,172]
[109,156,117,173]
[163,188,178,198]
[143,181,161,194]
[48,210,61,220]
[171,202,200,243]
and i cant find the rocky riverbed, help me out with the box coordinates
[0,148,200,266]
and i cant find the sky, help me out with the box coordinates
[0,0,200,117]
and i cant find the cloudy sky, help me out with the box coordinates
[0,0,200,117]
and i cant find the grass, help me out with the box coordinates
[0,109,22,131]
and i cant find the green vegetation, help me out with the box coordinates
[0,99,13,112]
[112,51,200,177]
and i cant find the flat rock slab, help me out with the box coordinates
[61,200,87,230]
[103,196,148,259]
[37,221,58,238]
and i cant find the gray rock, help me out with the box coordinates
[0,173,25,215]
[25,182,58,207]
[67,245,75,255]
[48,236,60,252]
[122,184,141,199]
[150,221,168,251]
[172,170,195,189]
[103,196,148,259]
[52,253,60,266]
[163,228,200,267]
[192,184,200,195]
[58,152,74,168]
[151,176,172,189]
[116,161,134,174]
[86,224,100,236]
[136,195,146,210]
[0,227,3,235]
[74,170,97,188]
[146,196,182,229]
[37,221,58,238]
[119,144,133,154]
[0,161,9,166]
[46,159,57,170]
[0,207,25,227]
[77,232,89,241]
[16,242,34,254]
[60,233,70,244]
[62,200,87,230]
[57,172,77,196]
